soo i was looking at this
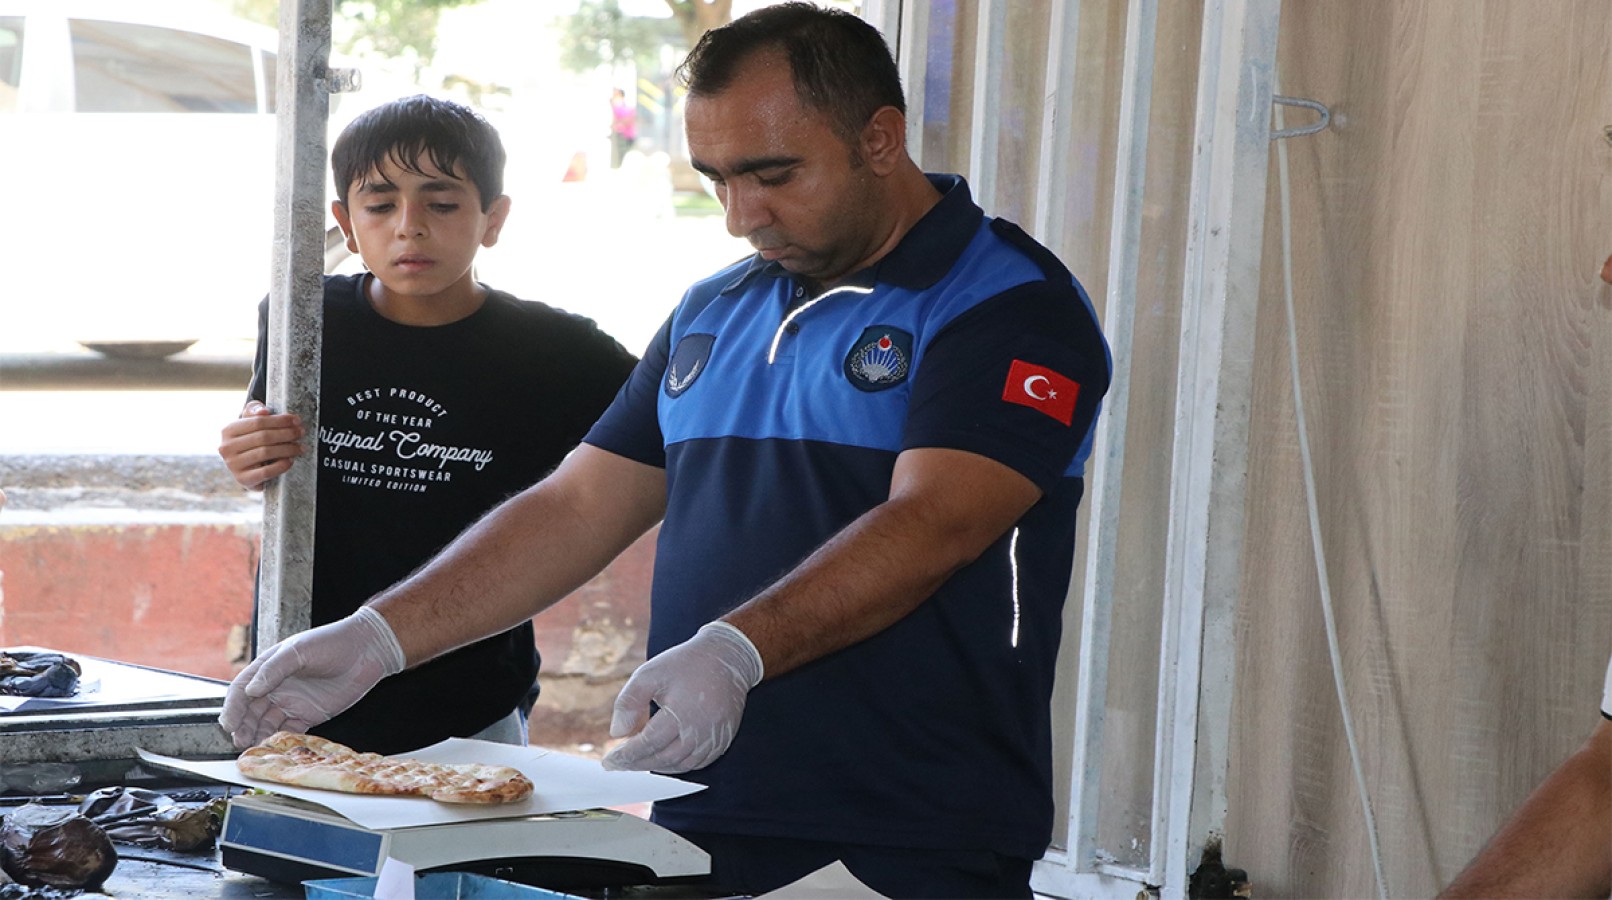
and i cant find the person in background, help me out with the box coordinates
[1438,254,1612,899]
[216,94,637,756]
[609,87,638,169]
[220,5,1110,896]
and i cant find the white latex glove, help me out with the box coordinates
[218,606,405,749]
[601,620,764,774]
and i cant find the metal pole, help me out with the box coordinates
[1153,0,1281,894]
[1032,4,1157,898]
[1030,0,1084,252]
[860,0,903,61]
[966,0,1008,212]
[1036,0,1281,895]
[1071,0,1156,877]
[896,1,930,169]
[257,0,335,653]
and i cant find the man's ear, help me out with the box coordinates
[331,201,358,253]
[480,195,513,248]
[859,106,908,176]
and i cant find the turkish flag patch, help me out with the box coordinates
[1002,359,1080,426]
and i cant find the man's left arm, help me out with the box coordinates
[600,446,1041,773]
[729,446,1040,676]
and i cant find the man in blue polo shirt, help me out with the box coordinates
[220,3,1109,896]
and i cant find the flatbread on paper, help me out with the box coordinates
[237,732,534,805]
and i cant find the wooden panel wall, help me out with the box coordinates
[1226,2,1612,895]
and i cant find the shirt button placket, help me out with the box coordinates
[785,284,807,336]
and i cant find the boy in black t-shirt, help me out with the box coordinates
[217,95,638,754]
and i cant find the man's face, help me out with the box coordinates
[332,154,509,305]
[685,52,880,287]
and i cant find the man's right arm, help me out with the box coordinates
[374,443,666,664]
[1439,719,1612,898]
[221,444,666,747]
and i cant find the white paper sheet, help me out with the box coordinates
[137,738,703,831]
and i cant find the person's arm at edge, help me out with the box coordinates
[723,445,1042,679]
[372,443,667,666]
[1439,719,1612,898]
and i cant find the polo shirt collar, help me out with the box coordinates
[719,174,983,295]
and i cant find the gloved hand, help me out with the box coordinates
[601,621,764,774]
[218,606,405,748]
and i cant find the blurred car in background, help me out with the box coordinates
[0,1,355,359]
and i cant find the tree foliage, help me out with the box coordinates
[557,0,732,74]
[664,0,734,49]
[229,0,477,65]
[231,0,737,73]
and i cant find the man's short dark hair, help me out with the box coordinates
[677,2,905,143]
[331,94,506,211]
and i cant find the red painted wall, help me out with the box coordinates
[0,520,259,680]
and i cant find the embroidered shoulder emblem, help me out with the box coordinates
[844,326,913,392]
[665,333,716,398]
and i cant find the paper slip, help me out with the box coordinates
[757,861,888,899]
[373,858,416,900]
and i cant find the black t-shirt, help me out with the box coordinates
[249,274,637,753]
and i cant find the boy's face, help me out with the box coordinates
[332,154,510,307]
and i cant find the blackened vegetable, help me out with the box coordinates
[0,805,116,890]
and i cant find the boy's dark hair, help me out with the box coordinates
[331,94,506,212]
[676,2,904,144]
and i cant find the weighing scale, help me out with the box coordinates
[144,741,715,891]
[220,792,711,889]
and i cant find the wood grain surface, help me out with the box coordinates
[1228,2,1612,895]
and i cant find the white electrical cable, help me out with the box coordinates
[1273,73,1390,900]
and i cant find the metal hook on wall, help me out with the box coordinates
[1271,95,1331,140]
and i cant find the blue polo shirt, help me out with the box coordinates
[584,175,1110,859]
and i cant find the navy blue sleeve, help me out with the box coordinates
[902,279,1110,492]
[583,314,672,468]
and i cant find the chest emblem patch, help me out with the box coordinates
[665,333,716,398]
[844,325,913,392]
